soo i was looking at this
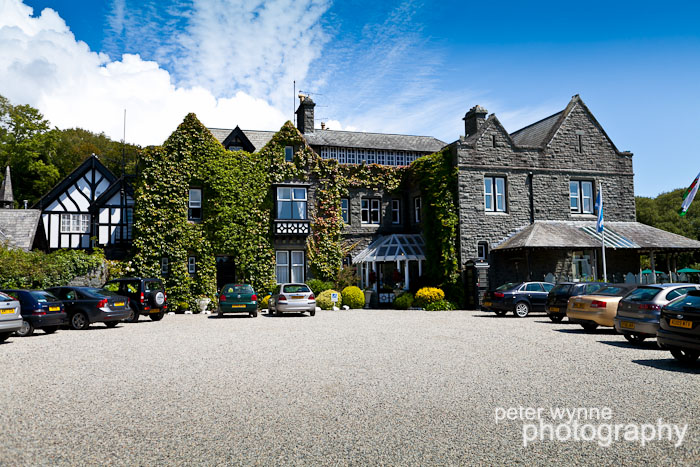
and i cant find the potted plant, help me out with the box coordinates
[195,295,211,314]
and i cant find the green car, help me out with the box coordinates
[218,284,258,318]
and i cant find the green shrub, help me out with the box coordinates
[335,265,360,290]
[0,246,105,289]
[393,292,414,309]
[341,286,364,309]
[424,300,455,311]
[317,289,342,310]
[260,294,271,309]
[414,287,445,308]
[307,279,335,296]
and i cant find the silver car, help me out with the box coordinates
[615,283,700,343]
[268,283,316,316]
[0,291,22,342]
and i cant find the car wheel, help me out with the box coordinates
[250,311,258,318]
[623,333,645,344]
[70,312,89,330]
[494,310,507,317]
[104,321,119,328]
[670,348,700,364]
[16,320,34,337]
[276,307,283,316]
[549,314,564,323]
[310,309,316,317]
[43,326,59,334]
[581,322,598,332]
[514,302,530,318]
[149,311,165,321]
[124,307,139,323]
[152,291,165,307]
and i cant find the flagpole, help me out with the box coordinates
[599,182,607,282]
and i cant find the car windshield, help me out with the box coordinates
[283,284,310,293]
[223,285,254,294]
[551,284,573,296]
[624,287,661,302]
[145,281,162,293]
[0,291,11,301]
[83,288,117,298]
[542,283,554,292]
[103,282,120,292]
[496,282,518,291]
[665,293,700,311]
[596,286,634,297]
[29,291,59,303]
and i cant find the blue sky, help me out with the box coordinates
[4,0,700,196]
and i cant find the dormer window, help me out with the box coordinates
[188,188,202,221]
[277,187,307,220]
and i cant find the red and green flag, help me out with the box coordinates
[679,172,700,217]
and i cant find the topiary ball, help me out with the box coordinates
[341,286,365,309]
[317,289,342,310]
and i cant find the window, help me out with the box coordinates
[275,250,305,283]
[391,199,401,224]
[524,283,544,292]
[277,187,307,220]
[284,146,293,162]
[60,214,90,233]
[577,134,583,153]
[414,197,422,223]
[361,199,380,224]
[341,198,349,224]
[188,256,196,274]
[188,188,202,221]
[484,177,506,212]
[161,258,168,275]
[477,241,488,260]
[570,180,594,214]
[492,134,497,148]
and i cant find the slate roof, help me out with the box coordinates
[208,128,276,151]
[0,209,41,251]
[208,128,232,143]
[510,111,563,147]
[493,221,700,251]
[303,130,445,153]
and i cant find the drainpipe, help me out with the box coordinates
[528,172,535,224]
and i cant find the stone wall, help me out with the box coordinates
[67,261,109,287]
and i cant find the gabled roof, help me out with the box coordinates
[0,209,42,250]
[510,111,563,147]
[34,155,117,209]
[303,129,445,153]
[208,127,276,152]
[91,176,135,211]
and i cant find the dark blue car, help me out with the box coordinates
[0,289,67,337]
[481,281,555,317]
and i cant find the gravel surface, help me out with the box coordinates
[0,309,698,465]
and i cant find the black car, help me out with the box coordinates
[482,281,555,317]
[545,282,613,323]
[657,289,700,364]
[102,278,167,322]
[46,286,132,330]
[0,289,67,337]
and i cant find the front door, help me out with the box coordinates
[216,256,236,291]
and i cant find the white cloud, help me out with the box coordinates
[0,0,326,146]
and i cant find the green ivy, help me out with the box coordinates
[0,245,105,288]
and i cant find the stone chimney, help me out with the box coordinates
[296,94,315,134]
[463,105,488,137]
[0,166,13,209]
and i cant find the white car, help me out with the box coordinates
[0,291,22,342]
[268,283,316,316]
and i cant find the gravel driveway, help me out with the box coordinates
[0,310,698,465]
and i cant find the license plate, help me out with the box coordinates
[483,301,492,307]
[620,321,635,329]
[1,309,14,314]
[230,304,245,308]
[549,307,560,312]
[114,302,125,307]
[574,302,585,309]
[149,308,160,314]
[49,306,60,312]
[291,295,304,299]
[669,319,693,329]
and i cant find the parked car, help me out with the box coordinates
[102,278,167,322]
[657,289,700,363]
[614,284,700,344]
[268,283,316,316]
[566,284,637,332]
[481,282,555,317]
[0,291,22,343]
[46,286,132,330]
[0,289,67,337]
[545,282,613,323]
[218,284,258,318]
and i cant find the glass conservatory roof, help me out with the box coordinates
[352,234,426,263]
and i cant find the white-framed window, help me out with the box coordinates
[188,256,196,274]
[477,241,488,260]
[391,199,401,224]
[188,188,202,221]
[277,187,307,220]
[341,198,349,224]
[414,197,422,223]
[361,198,380,224]
[484,176,506,212]
[570,180,594,214]
[161,257,169,275]
[284,146,294,162]
[60,214,90,233]
[275,250,305,284]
